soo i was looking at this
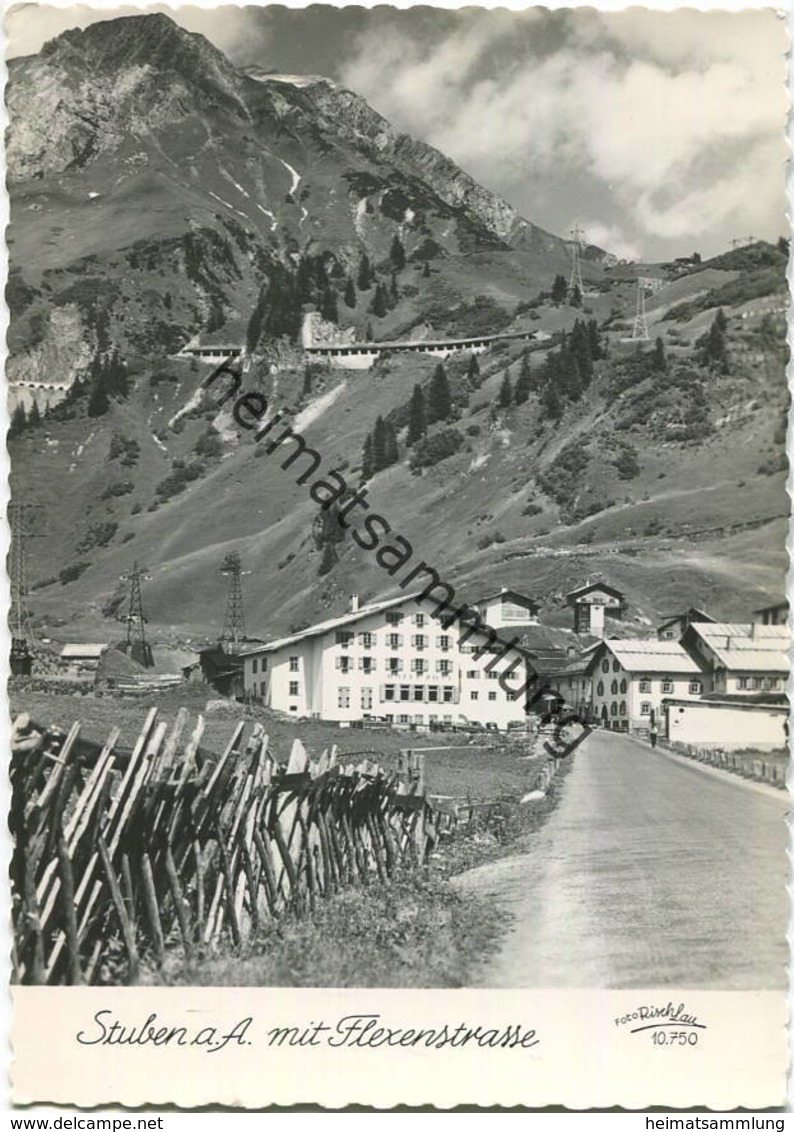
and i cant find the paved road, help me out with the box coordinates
[455,731,788,988]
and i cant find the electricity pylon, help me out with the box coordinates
[220,551,249,652]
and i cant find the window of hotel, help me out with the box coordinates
[602,660,609,674]
[360,632,374,649]
[337,657,351,673]
[689,680,702,694]
[400,685,411,701]
[443,715,453,723]
[336,631,353,646]
[610,702,617,716]
[260,657,267,670]
[443,686,455,703]
[361,688,372,711]
[619,678,627,694]
[612,661,620,673]
[768,678,780,690]
[260,681,266,697]
[619,701,627,716]
[386,612,403,624]
[596,681,604,696]
[337,687,350,708]
[640,702,651,715]
[360,657,375,674]
[429,714,438,724]
[738,677,749,689]
[413,634,427,650]
[752,677,764,690]
[415,613,425,627]
[437,660,451,676]
[413,686,424,701]
[467,670,479,679]
[289,681,299,696]
[415,715,424,725]
[289,656,299,672]
[428,686,439,702]
[639,679,651,693]
[471,691,479,700]
[662,680,673,694]
[412,659,426,675]
[383,685,395,701]
[611,680,618,695]
[252,659,258,674]
[488,692,497,701]
[487,670,499,680]
[438,636,450,650]
[398,714,409,724]
[387,658,402,674]
[388,633,402,649]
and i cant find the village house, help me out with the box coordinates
[680,622,789,696]
[58,643,108,676]
[663,696,787,750]
[656,607,716,641]
[566,581,625,638]
[240,591,538,730]
[586,639,706,734]
[751,600,789,627]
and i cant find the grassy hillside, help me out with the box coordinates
[13,242,788,645]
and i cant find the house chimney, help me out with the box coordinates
[350,594,360,612]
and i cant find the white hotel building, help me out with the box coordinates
[241,589,541,729]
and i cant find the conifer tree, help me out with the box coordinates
[303,366,313,397]
[369,283,388,318]
[427,363,452,424]
[320,284,338,324]
[390,234,406,271]
[344,277,356,309]
[372,415,388,472]
[390,273,399,303]
[551,274,567,303]
[467,353,480,386]
[384,421,399,467]
[27,400,41,428]
[541,381,563,421]
[422,261,431,278]
[357,252,373,291]
[318,541,337,576]
[361,433,374,481]
[651,337,667,373]
[406,384,427,446]
[514,352,532,405]
[9,402,27,436]
[570,284,582,308]
[498,371,513,408]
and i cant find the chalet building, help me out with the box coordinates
[586,639,706,734]
[470,588,540,630]
[58,643,108,675]
[566,581,625,638]
[241,591,538,730]
[680,622,789,697]
[752,600,789,627]
[656,607,716,641]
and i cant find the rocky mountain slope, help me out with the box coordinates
[7,15,789,646]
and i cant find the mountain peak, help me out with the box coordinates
[42,12,231,78]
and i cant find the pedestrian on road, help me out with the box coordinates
[649,720,658,749]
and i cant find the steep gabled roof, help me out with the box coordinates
[566,581,624,604]
[656,607,716,634]
[473,588,540,609]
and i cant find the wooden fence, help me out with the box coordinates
[10,709,437,986]
[662,739,787,788]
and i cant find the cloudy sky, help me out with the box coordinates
[6,3,788,261]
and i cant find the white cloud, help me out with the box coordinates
[339,10,787,257]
